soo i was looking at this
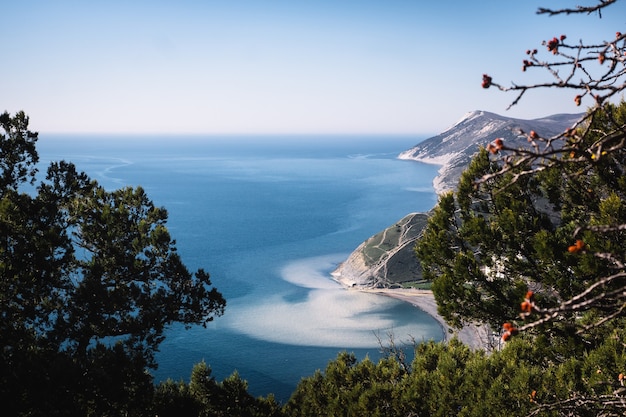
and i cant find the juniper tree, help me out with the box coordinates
[418,1,626,414]
[0,111,226,416]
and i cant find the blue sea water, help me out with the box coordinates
[36,134,442,402]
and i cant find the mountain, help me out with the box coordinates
[398,110,583,194]
[332,110,584,289]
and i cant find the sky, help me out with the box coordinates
[3,0,626,135]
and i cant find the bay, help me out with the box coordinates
[37,134,442,402]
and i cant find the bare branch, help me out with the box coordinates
[518,272,626,334]
[527,388,626,417]
[575,224,626,236]
[537,0,619,16]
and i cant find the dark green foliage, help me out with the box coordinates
[154,379,203,417]
[285,332,626,417]
[154,362,284,417]
[0,112,226,416]
[285,351,406,417]
[412,100,626,414]
[0,111,38,192]
[416,102,626,334]
[416,149,538,329]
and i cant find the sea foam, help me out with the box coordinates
[219,255,441,348]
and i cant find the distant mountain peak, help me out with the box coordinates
[452,110,487,125]
[400,110,583,194]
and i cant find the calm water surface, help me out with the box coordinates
[37,134,442,401]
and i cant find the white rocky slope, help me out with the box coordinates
[399,110,583,194]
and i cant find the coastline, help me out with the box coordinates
[397,151,458,195]
[355,287,493,351]
[331,149,493,350]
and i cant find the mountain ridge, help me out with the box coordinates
[398,110,583,194]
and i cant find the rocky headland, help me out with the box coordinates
[331,212,429,289]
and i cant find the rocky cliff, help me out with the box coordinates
[331,212,429,288]
[333,110,583,288]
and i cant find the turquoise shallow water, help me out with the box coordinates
[37,134,442,401]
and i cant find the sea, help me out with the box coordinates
[36,134,443,402]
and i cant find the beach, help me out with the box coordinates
[356,288,494,351]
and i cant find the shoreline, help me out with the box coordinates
[397,151,458,195]
[332,151,492,350]
[355,287,493,351]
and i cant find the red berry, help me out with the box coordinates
[546,37,559,54]
[481,74,492,89]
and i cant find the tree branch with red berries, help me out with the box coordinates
[416,2,626,414]
[480,25,626,177]
[478,1,626,390]
[479,0,625,190]
[471,0,626,374]
[480,0,625,322]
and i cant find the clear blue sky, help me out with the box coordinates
[3,0,625,134]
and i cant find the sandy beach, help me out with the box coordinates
[356,288,494,351]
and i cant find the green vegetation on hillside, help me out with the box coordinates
[360,212,429,285]
[285,334,626,417]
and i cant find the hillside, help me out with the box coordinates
[398,110,583,194]
[331,212,429,288]
[333,110,584,288]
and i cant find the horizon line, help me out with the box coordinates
[39,131,436,137]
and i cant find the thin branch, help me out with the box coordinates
[527,388,626,417]
[519,272,626,334]
[537,0,619,16]
[575,224,626,236]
